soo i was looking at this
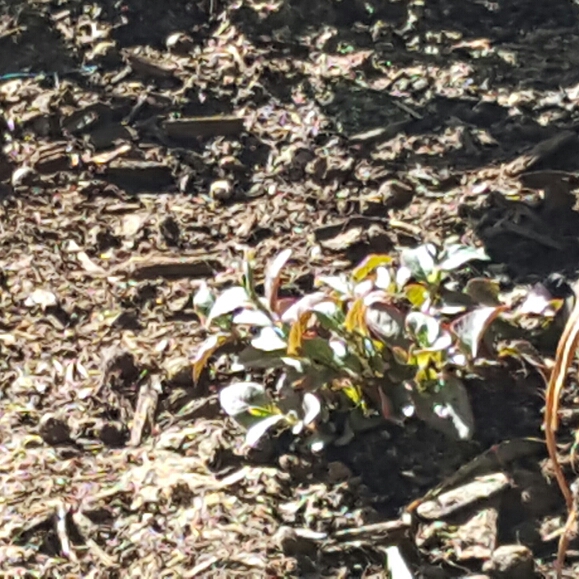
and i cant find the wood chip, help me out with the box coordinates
[161,116,245,139]
[505,131,577,176]
[111,255,223,279]
[416,473,510,520]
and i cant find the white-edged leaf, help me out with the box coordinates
[219,381,270,417]
[281,292,333,323]
[405,311,440,348]
[365,304,405,342]
[362,289,390,306]
[251,326,287,351]
[438,243,489,272]
[302,393,321,426]
[451,306,504,358]
[245,414,287,448]
[315,275,351,296]
[207,286,250,324]
[396,265,412,289]
[193,281,215,314]
[400,244,436,281]
[375,266,392,290]
[232,308,273,327]
[517,283,559,317]
[312,300,340,317]
[264,249,292,313]
[412,376,474,440]
[353,279,374,298]
[329,338,348,359]
[428,330,453,352]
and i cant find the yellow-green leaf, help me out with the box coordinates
[352,254,393,283]
[405,283,429,308]
[287,311,313,356]
[248,405,280,418]
[345,298,368,334]
[192,334,230,382]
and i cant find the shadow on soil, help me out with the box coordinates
[1,0,578,281]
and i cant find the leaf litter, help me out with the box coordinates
[3,0,579,577]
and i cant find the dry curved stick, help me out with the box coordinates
[544,287,579,577]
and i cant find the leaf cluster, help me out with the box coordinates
[192,242,562,450]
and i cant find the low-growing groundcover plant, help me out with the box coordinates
[192,241,562,451]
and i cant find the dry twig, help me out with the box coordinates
[544,284,579,577]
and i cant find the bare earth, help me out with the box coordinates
[2,0,579,577]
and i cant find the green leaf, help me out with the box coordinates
[313,308,345,334]
[242,249,258,299]
[245,414,287,448]
[465,278,501,306]
[451,306,505,358]
[302,337,339,367]
[438,243,489,273]
[400,244,437,282]
[497,339,548,372]
[337,380,364,406]
[207,286,250,324]
[236,346,287,369]
[352,254,393,282]
[437,288,473,314]
[264,249,292,313]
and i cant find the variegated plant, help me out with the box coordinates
[192,241,562,451]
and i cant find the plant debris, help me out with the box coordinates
[3,0,579,577]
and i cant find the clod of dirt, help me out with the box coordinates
[38,415,71,446]
[505,131,578,177]
[377,179,416,210]
[327,461,353,483]
[482,544,534,579]
[274,526,318,560]
[100,347,140,388]
[99,422,129,448]
[103,160,174,193]
[159,215,180,246]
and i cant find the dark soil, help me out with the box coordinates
[2,0,579,577]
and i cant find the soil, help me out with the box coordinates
[2,0,579,577]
